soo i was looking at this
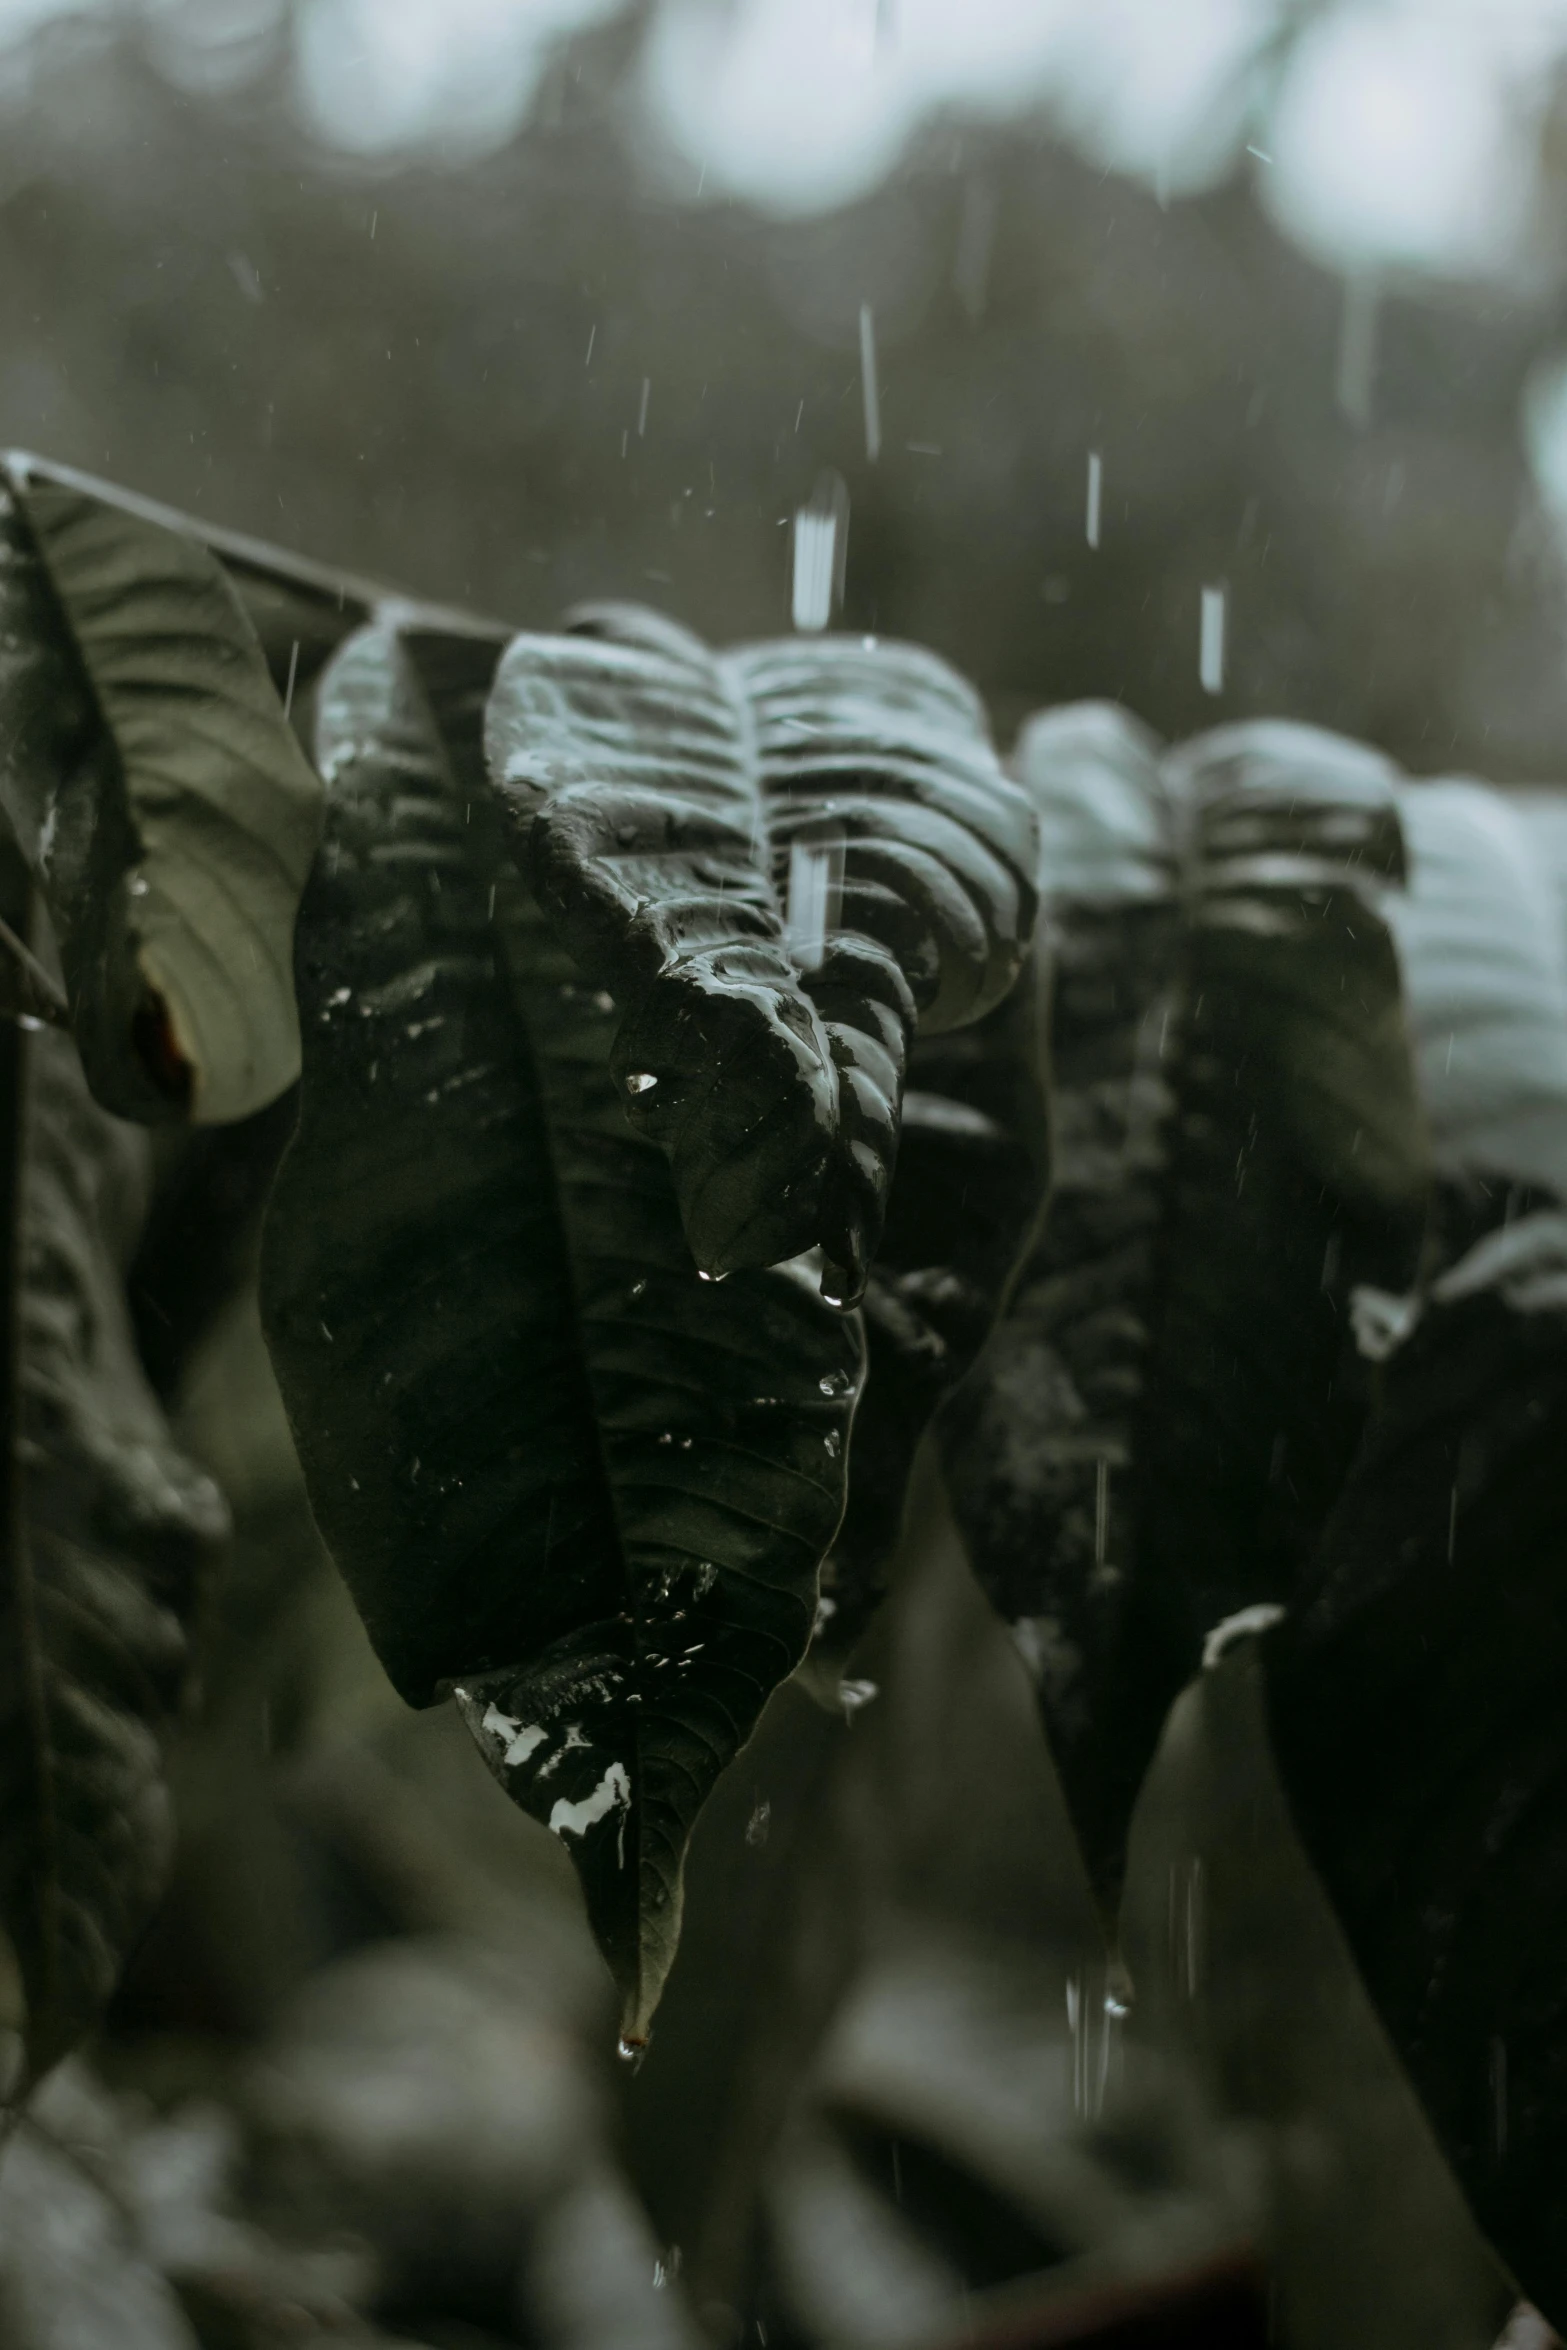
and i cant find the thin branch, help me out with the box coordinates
[0,919,67,1031]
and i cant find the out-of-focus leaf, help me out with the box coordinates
[803,957,1050,1692]
[483,619,1036,1299]
[1262,1211,1567,2329]
[0,454,323,1125]
[943,710,1429,1912]
[762,1933,1262,2350]
[1383,780,1567,1258]
[260,624,860,2042]
[0,2107,200,2349]
[128,1088,301,1403]
[0,1012,228,2088]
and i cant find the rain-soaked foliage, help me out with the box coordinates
[2,6,1567,2349]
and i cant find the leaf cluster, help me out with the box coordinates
[0,454,1564,2325]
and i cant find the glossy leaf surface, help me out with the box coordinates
[729,636,1039,1299]
[943,710,1430,1911]
[260,624,861,2039]
[483,620,1036,1301]
[483,615,841,1284]
[0,458,323,1125]
[805,958,1050,1691]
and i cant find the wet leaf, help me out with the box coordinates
[0,1012,229,2089]
[727,636,1039,1299]
[943,711,1430,1912]
[0,455,323,1125]
[482,617,1036,1301]
[804,956,1050,1692]
[483,611,838,1284]
[260,624,860,2041]
[1262,1211,1567,2328]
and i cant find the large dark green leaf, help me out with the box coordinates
[0,999,228,2092]
[259,623,861,2041]
[727,636,1039,1299]
[942,710,1430,1911]
[1261,1210,1567,2326]
[0,455,323,1126]
[482,621,1036,1301]
[803,957,1051,1693]
[481,613,840,1286]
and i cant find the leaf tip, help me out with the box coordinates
[130,988,194,1111]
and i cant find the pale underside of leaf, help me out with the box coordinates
[0,463,322,1126]
[1385,780,1567,1212]
[262,624,859,2038]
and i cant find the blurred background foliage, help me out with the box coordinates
[0,1,1562,2344]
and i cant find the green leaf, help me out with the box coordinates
[482,612,843,1286]
[802,956,1051,1696]
[483,621,1037,1302]
[729,637,1039,1296]
[0,1010,229,2090]
[1261,1211,1567,2327]
[942,711,1430,1911]
[259,623,861,2041]
[0,456,324,1125]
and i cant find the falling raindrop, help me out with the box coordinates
[859,302,882,463]
[839,1676,878,1718]
[626,1071,658,1095]
[1085,451,1103,550]
[1337,272,1379,430]
[1199,586,1227,696]
[791,471,849,633]
[786,833,844,972]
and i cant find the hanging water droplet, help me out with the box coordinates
[839,1676,878,1717]
[819,1369,853,1397]
[745,1797,771,1848]
[626,1071,658,1095]
[617,2035,648,2070]
[697,1267,727,1283]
